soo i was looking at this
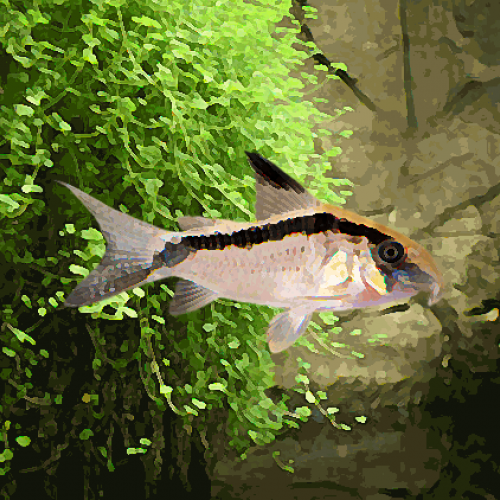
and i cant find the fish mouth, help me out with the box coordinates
[428,281,444,306]
[392,265,444,306]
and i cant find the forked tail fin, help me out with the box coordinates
[57,182,176,307]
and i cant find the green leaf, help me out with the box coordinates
[81,228,103,241]
[191,95,208,109]
[26,89,48,106]
[126,447,146,455]
[0,195,20,211]
[184,405,198,416]
[305,391,315,403]
[160,385,172,395]
[82,34,101,48]
[228,339,240,349]
[21,295,32,308]
[79,429,94,440]
[6,325,35,345]
[69,265,89,277]
[192,398,206,409]
[339,130,353,138]
[208,382,226,392]
[295,374,309,385]
[15,104,34,116]
[295,406,311,417]
[137,145,162,166]
[15,436,31,447]
[296,358,311,370]
[83,47,97,65]
[248,430,258,442]
[318,312,338,325]
[1,449,14,462]
[142,178,163,195]
[28,9,49,25]
[21,184,43,193]
[120,307,137,318]
[132,16,162,29]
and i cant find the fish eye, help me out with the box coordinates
[377,240,406,265]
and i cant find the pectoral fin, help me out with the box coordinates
[266,308,313,353]
[169,279,219,315]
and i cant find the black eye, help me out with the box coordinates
[377,240,406,265]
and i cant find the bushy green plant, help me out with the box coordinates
[0,0,351,479]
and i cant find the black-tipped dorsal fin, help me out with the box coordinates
[245,152,321,220]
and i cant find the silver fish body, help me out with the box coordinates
[58,152,444,352]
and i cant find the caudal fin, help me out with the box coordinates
[57,182,176,307]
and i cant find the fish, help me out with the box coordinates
[57,152,444,352]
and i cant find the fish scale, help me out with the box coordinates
[172,231,324,308]
[57,151,444,353]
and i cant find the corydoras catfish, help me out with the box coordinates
[57,152,444,352]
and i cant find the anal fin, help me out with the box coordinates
[169,279,219,315]
[266,308,312,353]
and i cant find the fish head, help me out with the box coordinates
[372,237,444,307]
[320,206,445,309]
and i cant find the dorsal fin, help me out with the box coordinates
[245,152,321,220]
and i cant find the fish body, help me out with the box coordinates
[58,152,444,352]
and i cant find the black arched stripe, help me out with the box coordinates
[177,212,391,252]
